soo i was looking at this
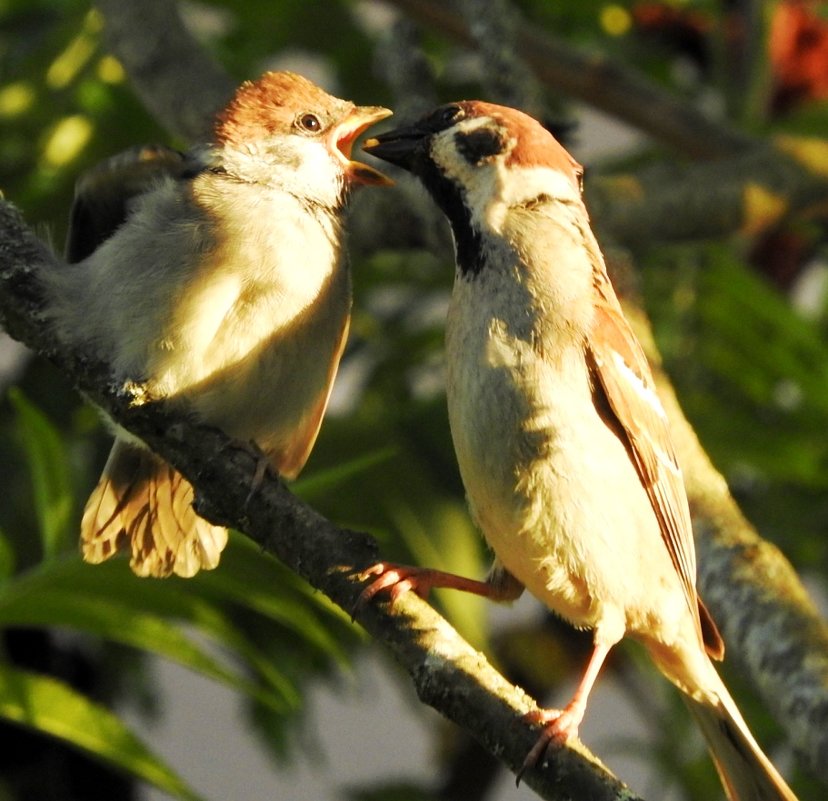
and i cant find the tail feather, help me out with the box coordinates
[685,678,798,801]
[81,439,228,578]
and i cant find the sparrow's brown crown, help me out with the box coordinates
[215,71,350,146]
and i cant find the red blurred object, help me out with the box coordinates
[632,2,828,288]
[770,1,828,113]
[633,1,828,115]
[750,227,819,290]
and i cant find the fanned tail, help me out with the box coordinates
[81,439,228,578]
[684,673,798,801]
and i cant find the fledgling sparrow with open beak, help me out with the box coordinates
[361,103,798,800]
[46,71,391,578]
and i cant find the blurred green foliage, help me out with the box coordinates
[644,244,828,560]
[0,1,825,800]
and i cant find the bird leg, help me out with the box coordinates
[518,641,612,781]
[234,440,273,508]
[357,562,498,602]
[354,561,520,617]
[247,450,271,502]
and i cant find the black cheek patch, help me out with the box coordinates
[455,127,506,166]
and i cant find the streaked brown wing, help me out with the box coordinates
[586,266,702,638]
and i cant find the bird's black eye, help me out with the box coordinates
[296,113,322,133]
[441,105,461,124]
[430,104,464,131]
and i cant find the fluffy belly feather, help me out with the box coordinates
[446,308,685,639]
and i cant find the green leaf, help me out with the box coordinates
[0,663,204,801]
[292,446,397,500]
[195,535,356,666]
[8,387,75,559]
[0,528,16,581]
[383,496,489,649]
[0,556,299,714]
[645,244,828,487]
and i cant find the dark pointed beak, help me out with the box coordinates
[362,123,429,172]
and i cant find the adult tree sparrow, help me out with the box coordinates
[361,102,798,801]
[47,71,391,578]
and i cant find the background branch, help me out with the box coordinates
[588,137,828,247]
[94,0,235,141]
[380,0,752,158]
[614,261,828,776]
[459,0,545,118]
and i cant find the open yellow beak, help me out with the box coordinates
[331,105,394,186]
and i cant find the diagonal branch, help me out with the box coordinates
[0,198,642,801]
[587,136,828,247]
[380,0,752,158]
[611,256,828,778]
[94,0,235,141]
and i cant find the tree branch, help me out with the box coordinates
[587,136,828,247]
[0,199,641,801]
[380,0,752,158]
[94,0,235,141]
[612,255,828,778]
[458,0,545,119]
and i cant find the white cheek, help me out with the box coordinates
[431,120,501,228]
[297,141,342,192]
[500,165,581,207]
[222,136,342,205]
[480,164,582,236]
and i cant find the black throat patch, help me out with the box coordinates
[417,158,484,277]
